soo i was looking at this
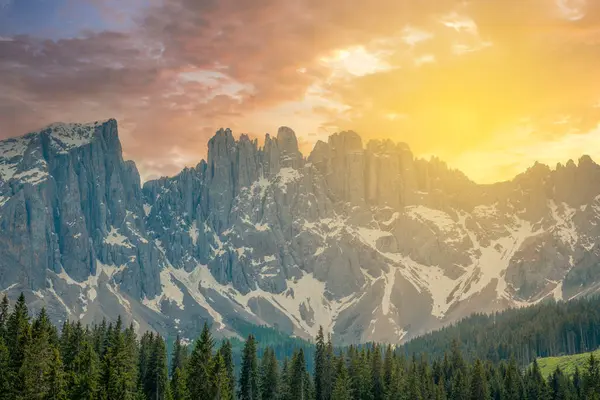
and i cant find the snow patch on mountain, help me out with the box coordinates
[189,221,199,246]
[168,266,225,329]
[459,214,542,302]
[55,262,127,317]
[104,227,134,248]
[275,167,302,192]
[0,137,31,180]
[143,268,185,311]
[13,167,49,186]
[381,268,397,315]
[406,205,455,232]
[46,120,108,153]
[548,200,578,249]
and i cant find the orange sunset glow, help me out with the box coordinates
[1,0,600,183]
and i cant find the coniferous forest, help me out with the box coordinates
[2,293,600,400]
[401,297,600,367]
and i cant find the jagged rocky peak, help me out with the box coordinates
[552,155,598,172]
[207,128,236,163]
[307,140,330,170]
[510,156,600,207]
[43,118,119,151]
[305,131,425,206]
[7,117,600,346]
[306,131,366,204]
[578,154,596,168]
[276,126,303,169]
[514,161,552,184]
[329,130,363,152]
[276,126,299,152]
[0,119,119,183]
[0,117,162,300]
[552,155,600,206]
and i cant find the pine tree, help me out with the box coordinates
[170,367,189,400]
[314,327,326,400]
[441,353,452,394]
[260,347,279,400]
[385,362,405,400]
[139,331,154,393]
[331,356,353,400]
[63,321,87,377]
[124,323,139,392]
[347,346,360,400]
[20,307,57,399]
[584,353,600,399]
[372,344,385,400]
[406,356,423,400]
[573,366,583,400]
[0,295,9,339]
[171,334,188,377]
[219,340,235,398]
[32,308,56,343]
[469,359,489,400]
[356,348,373,400]
[238,334,260,400]
[503,358,524,400]
[187,322,214,400]
[435,381,447,400]
[102,320,138,400]
[418,356,435,400]
[304,370,314,400]
[489,365,504,400]
[550,366,574,400]
[47,347,68,400]
[449,368,468,400]
[93,319,108,357]
[70,340,100,400]
[144,335,171,400]
[211,352,233,400]
[382,345,394,395]
[525,359,549,400]
[60,321,73,362]
[6,292,30,395]
[0,337,10,400]
[450,339,467,376]
[288,349,309,400]
[280,358,291,400]
[323,334,334,400]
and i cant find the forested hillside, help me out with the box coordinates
[402,297,600,367]
[2,292,600,400]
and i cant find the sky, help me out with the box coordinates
[1,0,600,183]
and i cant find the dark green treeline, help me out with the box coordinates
[2,293,600,400]
[402,297,600,367]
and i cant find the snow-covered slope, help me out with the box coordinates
[1,120,600,345]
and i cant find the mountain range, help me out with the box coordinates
[0,118,599,345]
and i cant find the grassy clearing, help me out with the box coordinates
[536,349,600,377]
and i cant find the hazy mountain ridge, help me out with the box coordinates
[1,119,599,344]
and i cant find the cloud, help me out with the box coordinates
[0,0,600,182]
[315,0,600,178]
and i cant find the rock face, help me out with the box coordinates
[2,119,600,345]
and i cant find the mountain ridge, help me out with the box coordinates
[1,118,600,345]
[6,118,592,187]
[150,131,595,189]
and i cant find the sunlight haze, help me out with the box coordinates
[1,0,599,183]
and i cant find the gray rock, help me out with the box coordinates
[3,119,600,346]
